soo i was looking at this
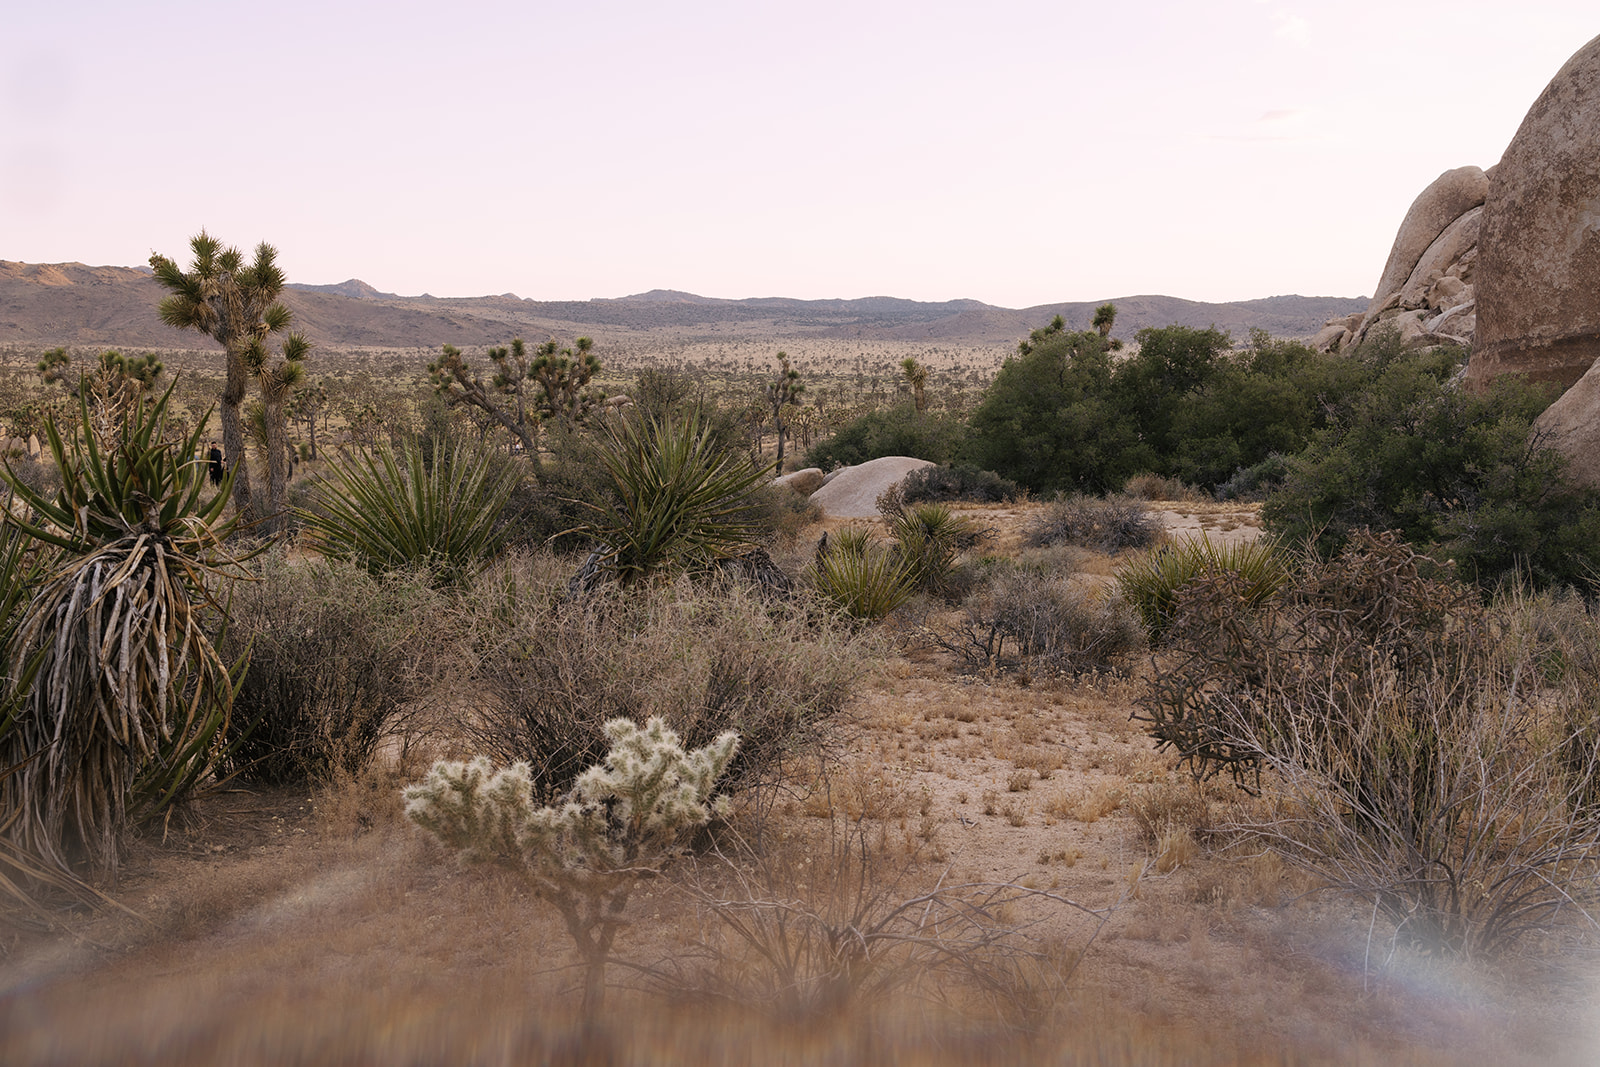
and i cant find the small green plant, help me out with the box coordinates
[1115,535,1289,643]
[299,436,516,584]
[886,502,984,595]
[405,717,739,1015]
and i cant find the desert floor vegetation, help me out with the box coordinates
[1,494,1595,1066]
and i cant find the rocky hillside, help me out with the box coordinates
[0,259,1365,351]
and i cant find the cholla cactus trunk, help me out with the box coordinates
[404,717,738,1016]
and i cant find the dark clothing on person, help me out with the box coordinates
[208,446,225,487]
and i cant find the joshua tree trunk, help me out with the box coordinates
[261,385,292,537]
[220,348,256,523]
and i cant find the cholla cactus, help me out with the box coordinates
[404,717,739,1014]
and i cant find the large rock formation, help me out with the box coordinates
[807,456,935,518]
[1533,358,1600,490]
[1467,33,1600,391]
[1321,166,1487,353]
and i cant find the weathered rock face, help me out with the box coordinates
[1368,166,1488,315]
[1469,32,1600,391]
[1320,170,1485,353]
[1532,356,1600,490]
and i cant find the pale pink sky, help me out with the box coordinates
[2,2,1594,307]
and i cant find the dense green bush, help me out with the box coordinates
[805,403,964,469]
[962,322,1370,496]
[1261,345,1600,589]
[899,464,1022,504]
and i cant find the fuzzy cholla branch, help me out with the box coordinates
[403,717,739,1014]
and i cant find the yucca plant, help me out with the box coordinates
[0,382,243,880]
[811,531,915,621]
[299,436,517,585]
[1115,535,1290,644]
[887,502,982,594]
[570,410,773,586]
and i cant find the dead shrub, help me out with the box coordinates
[1141,530,1600,955]
[659,818,1112,1030]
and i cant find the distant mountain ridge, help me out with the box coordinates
[0,259,1367,351]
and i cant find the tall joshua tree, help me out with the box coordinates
[900,357,928,413]
[150,231,293,524]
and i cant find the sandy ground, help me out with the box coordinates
[0,501,1594,1065]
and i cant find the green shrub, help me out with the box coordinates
[459,555,867,803]
[570,409,772,586]
[1026,494,1163,555]
[299,436,516,584]
[1115,535,1289,644]
[886,502,985,595]
[805,404,964,470]
[1261,346,1600,589]
[214,552,447,784]
[899,464,1022,505]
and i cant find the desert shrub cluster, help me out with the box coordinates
[455,556,869,803]
[1025,493,1163,555]
[212,551,450,784]
[1132,530,1600,956]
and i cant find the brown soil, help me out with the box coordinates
[0,503,1592,1065]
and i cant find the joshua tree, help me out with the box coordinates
[244,332,310,535]
[150,232,295,524]
[429,336,603,457]
[1093,302,1118,339]
[900,357,929,413]
[765,352,804,471]
[39,349,164,406]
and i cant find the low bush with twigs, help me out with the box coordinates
[457,553,871,807]
[212,550,450,785]
[1139,530,1600,956]
[1026,493,1163,555]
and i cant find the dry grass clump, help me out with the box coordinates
[1122,472,1207,503]
[458,553,872,806]
[1026,493,1164,554]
